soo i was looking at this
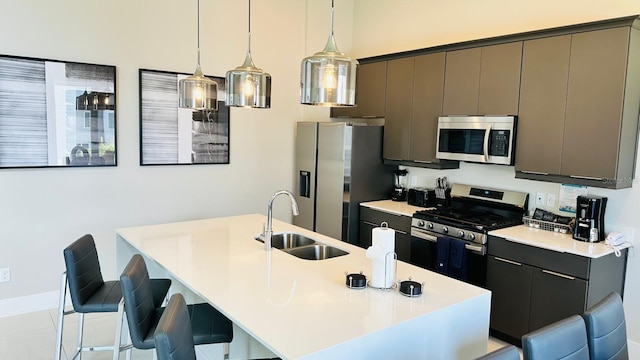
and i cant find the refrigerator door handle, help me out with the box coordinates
[299,171,311,198]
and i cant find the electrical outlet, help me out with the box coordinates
[536,192,546,207]
[547,194,556,208]
[0,268,10,283]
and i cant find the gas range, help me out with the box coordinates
[411,184,528,252]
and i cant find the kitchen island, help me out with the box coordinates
[116,214,491,360]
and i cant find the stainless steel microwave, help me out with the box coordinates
[436,116,516,165]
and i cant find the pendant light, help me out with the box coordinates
[226,0,271,108]
[179,0,217,110]
[300,0,358,107]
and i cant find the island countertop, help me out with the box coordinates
[116,213,491,359]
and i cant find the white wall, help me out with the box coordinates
[350,0,640,354]
[0,0,314,307]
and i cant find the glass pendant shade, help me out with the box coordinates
[179,0,217,110]
[226,0,271,108]
[179,65,218,110]
[226,54,271,108]
[300,0,358,107]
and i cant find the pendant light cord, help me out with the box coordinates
[197,0,202,68]
[247,0,252,55]
[330,0,334,38]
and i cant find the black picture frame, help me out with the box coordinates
[0,54,117,168]
[139,68,230,166]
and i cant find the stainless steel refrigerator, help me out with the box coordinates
[294,121,394,245]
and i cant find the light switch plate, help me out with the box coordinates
[0,268,10,283]
[547,194,556,208]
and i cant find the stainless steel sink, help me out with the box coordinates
[284,244,349,260]
[254,232,349,260]
[255,232,316,249]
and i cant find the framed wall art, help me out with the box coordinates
[139,69,230,166]
[0,54,116,168]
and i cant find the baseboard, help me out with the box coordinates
[629,339,639,359]
[0,290,68,318]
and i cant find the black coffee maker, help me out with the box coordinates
[573,195,607,242]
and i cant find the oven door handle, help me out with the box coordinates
[411,228,485,255]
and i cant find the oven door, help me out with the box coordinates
[410,226,488,287]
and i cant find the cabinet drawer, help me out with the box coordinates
[360,206,411,233]
[488,236,590,279]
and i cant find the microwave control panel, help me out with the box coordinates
[489,130,510,157]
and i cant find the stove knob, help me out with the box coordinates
[427,223,434,229]
[467,233,476,241]
[418,220,425,227]
[442,226,449,234]
[457,230,465,238]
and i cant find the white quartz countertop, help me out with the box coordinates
[360,199,427,217]
[116,214,490,359]
[489,225,629,258]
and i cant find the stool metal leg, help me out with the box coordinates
[54,272,68,360]
[76,312,85,360]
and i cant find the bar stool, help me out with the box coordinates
[474,344,520,359]
[54,234,171,360]
[118,254,233,359]
[582,292,628,360]
[155,293,197,360]
[521,314,590,360]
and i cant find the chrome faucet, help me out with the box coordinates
[263,190,299,251]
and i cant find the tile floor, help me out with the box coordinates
[0,308,520,359]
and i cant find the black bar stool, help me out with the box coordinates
[582,292,628,360]
[521,314,590,360]
[54,234,171,360]
[119,254,233,359]
[155,293,197,360]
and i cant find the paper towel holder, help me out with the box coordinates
[367,251,398,290]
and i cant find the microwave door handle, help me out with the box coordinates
[483,125,491,162]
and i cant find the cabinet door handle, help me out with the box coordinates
[520,170,549,175]
[569,175,603,181]
[363,221,407,234]
[542,269,576,280]
[494,257,522,266]
[413,160,433,164]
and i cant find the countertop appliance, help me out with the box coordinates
[410,183,528,287]
[436,116,517,165]
[294,121,394,245]
[391,169,408,202]
[574,195,607,242]
[407,187,437,208]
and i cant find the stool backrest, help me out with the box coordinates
[155,294,196,360]
[63,234,105,311]
[522,314,590,360]
[582,292,628,360]
[120,254,158,349]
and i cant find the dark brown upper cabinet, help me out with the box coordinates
[330,61,387,118]
[443,42,522,116]
[516,23,640,189]
[382,53,458,169]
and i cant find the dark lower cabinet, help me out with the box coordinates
[486,256,532,341]
[487,235,627,346]
[528,268,588,331]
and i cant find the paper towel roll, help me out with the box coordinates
[367,226,396,288]
[372,227,395,253]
